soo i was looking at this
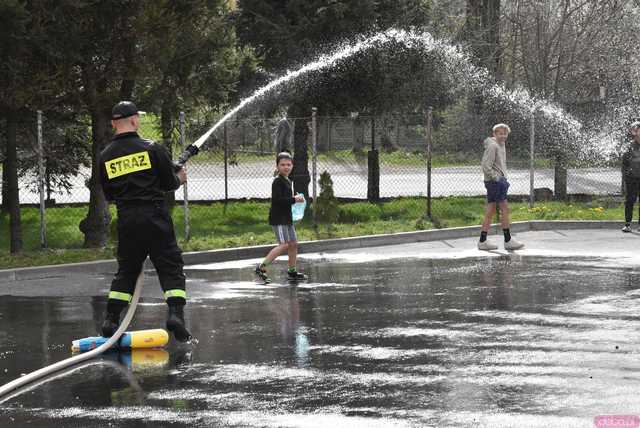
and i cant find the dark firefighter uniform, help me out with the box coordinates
[99,101,190,342]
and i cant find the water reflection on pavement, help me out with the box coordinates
[1,254,639,427]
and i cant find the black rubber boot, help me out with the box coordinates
[101,301,126,337]
[166,303,192,342]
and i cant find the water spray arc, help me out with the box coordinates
[175,28,586,168]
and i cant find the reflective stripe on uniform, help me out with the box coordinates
[109,291,133,302]
[164,289,187,300]
[105,150,152,179]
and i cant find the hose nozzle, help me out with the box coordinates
[173,144,200,171]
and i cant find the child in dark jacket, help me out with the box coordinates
[255,152,307,282]
[622,121,640,232]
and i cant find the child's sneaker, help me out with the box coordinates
[477,240,498,251]
[504,239,524,250]
[254,265,271,283]
[622,224,632,233]
[287,270,307,281]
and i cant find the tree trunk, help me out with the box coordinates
[380,116,395,153]
[465,0,503,77]
[482,0,502,78]
[2,156,8,214]
[79,108,112,248]
[317,117,328,152]
[352,114,364,156]
[160,101,176,208]
[465,0,502,127]
[289,103,310,200]
[5,110,22,253]
[46,168,52,202]
[554,153,568,200]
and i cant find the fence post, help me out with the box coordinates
[311,107,318,227]
[37,110,46,248]
[529,111,535,208]
[224,121,229,204]
[179,112,190,241]
[426,107,433,220]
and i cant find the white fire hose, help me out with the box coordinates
[0,271,144,402]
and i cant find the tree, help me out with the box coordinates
[236,0,434,196]
[137,0,247,207]
[20,114,91,203]
[0,0,31,253]
[289,102,311,200]
[502,0,633,102]
[315,170,338,227]
[501,0,637,198]
[33,1,146,247]
[462,0,502,77]
[0,1,99,237]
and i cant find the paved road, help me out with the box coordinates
[1,229,639,427]
[7,162,622,204]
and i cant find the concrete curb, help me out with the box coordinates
[0,220,626,281]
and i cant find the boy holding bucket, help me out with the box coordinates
[255,152,307,283]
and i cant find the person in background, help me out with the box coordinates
[621,121,640,232]
[478,123,525,251]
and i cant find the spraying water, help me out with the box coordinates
[182,28,621,164]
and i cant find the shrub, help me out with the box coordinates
[315,171,339,224]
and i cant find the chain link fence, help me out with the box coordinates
[0,110,628,252]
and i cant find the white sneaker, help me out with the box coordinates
[478,240,498,251]
[622,224,631,233]
[504,239,524,250]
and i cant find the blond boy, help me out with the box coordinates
[478,124,524,251]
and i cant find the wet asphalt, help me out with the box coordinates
[1,229,640,427]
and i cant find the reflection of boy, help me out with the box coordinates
[478,124,524,251]
[621,122,640,232]
[268,289,310,367]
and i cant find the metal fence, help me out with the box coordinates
[0,109,627,252]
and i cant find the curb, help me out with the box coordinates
[0,220,626,281]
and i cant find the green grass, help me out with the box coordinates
[0,248,115,269]
[425,197,623,228]
[0,196,626,269]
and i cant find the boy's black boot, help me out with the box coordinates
[101,301,127,337]
[166,300,192,342]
